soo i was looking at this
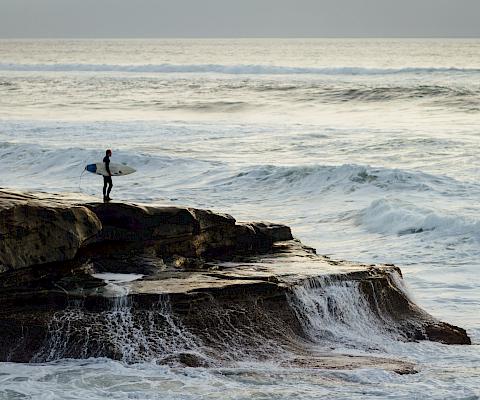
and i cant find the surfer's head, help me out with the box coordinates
[106,149,112,156]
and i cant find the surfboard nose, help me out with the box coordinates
[86,164,97,173]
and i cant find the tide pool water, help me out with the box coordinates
[0,39,479,399]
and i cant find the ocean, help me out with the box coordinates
[0,38,479,399]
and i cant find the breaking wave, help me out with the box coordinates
[2,139,479,251]
[1,139,476,201]
[358,198,480,238]
[1,63,480,75]
[210,163,469,196]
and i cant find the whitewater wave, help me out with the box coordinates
[0,141,217,197]
[1,63,480,76]
[358,198,480,238]
[0,140,474,200]
[210,163,466,196]
[0,141,210,173]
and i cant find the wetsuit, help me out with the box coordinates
[103,155,113,199]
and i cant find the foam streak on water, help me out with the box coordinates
[0,38,479,399]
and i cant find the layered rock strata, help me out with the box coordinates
[0,189,471,372]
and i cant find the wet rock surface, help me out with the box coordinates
[0,189,471,371]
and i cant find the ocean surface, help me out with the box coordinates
[0,39,479,399]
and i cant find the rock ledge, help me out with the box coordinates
[0,189,471,370]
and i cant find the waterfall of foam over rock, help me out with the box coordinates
[103,287,151,363]
[287,275,405,352]
[32,301,89,362]
[34,282,201,364]
[33,271,416,364]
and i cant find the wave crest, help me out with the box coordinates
[1,63,480,75]
[358,198,480,238]
[212,164,440,194]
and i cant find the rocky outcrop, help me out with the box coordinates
[0,190,292,275]
[0,190,101,273]
[83,202,291,261]
[0,189,471,371]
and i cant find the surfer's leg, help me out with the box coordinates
[103,176,108,197]
[106,177,113,198]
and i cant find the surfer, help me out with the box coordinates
[103,149,113,202]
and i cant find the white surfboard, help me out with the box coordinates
[85,162,136,177]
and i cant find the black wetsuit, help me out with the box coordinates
[103,155,113,198]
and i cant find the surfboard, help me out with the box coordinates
[85,162,136,177]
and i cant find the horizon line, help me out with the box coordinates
[1,36,480,40]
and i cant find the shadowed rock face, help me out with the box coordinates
[0,189,471,371]
[83,202,291,260]
[0,190,101,273]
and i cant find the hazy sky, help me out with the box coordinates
[1,0,479,38]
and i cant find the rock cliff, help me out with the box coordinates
[0,189,471,372]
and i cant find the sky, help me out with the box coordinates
[0,0,479,38]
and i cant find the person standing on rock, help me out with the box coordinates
[103,149,113,202]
